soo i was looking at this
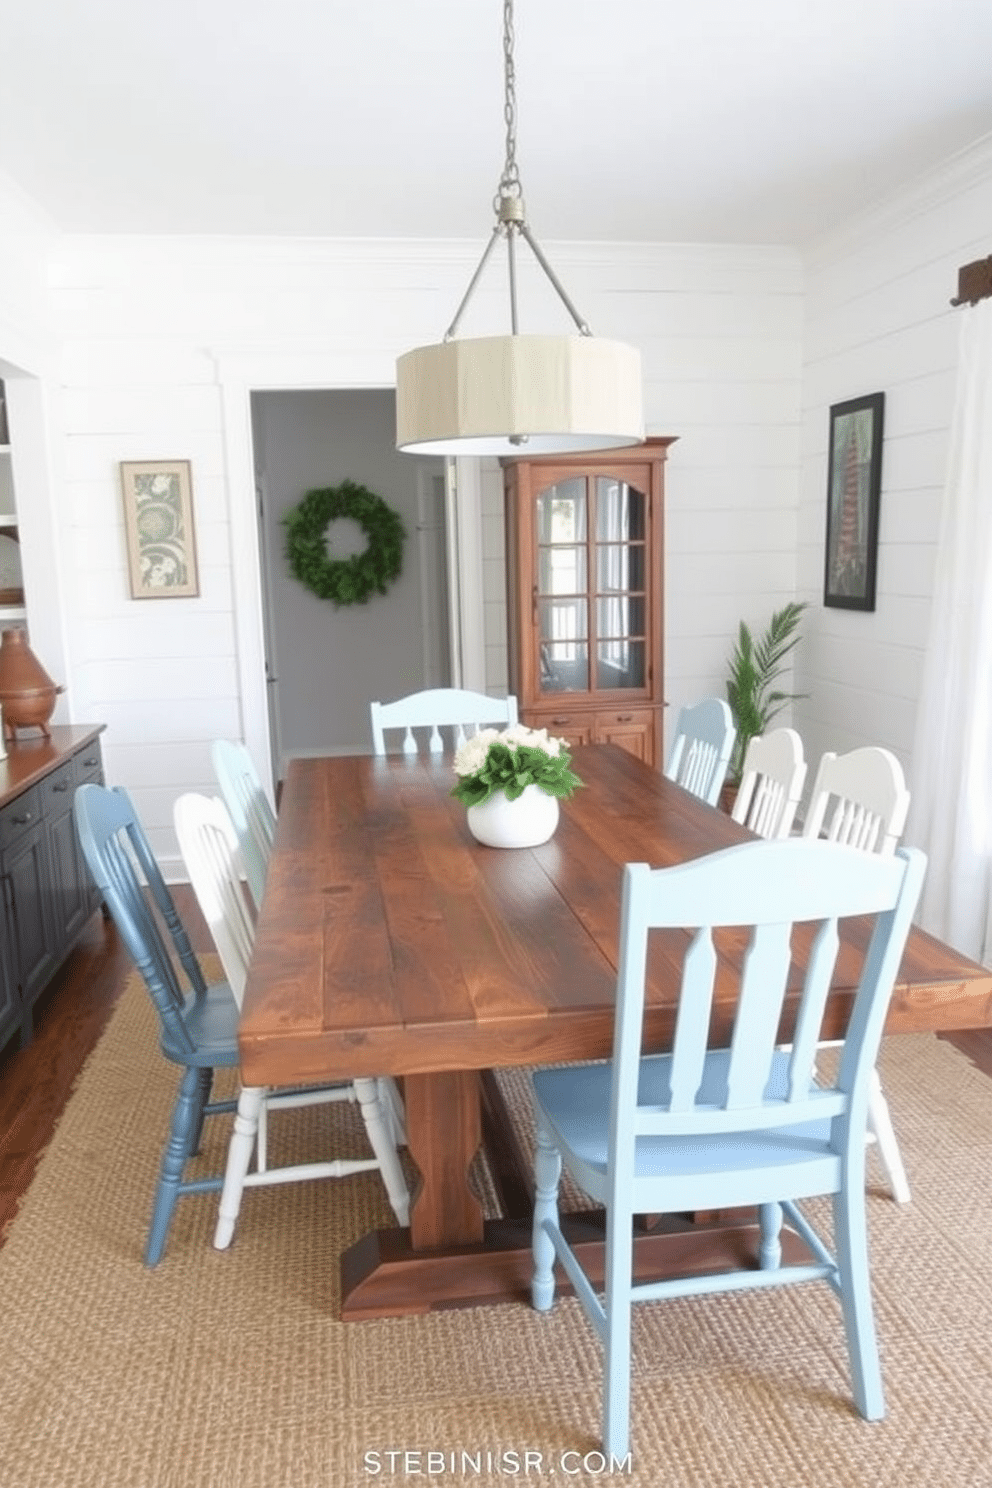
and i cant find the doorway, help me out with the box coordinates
[250,389,450,776]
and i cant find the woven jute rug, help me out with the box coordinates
[2,965,992,1488]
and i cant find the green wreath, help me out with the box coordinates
[283,480,406,607]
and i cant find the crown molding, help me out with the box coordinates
[50,231,800,281]
[804,132,992,268]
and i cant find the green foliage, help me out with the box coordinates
[283,481,405,607]
[725,601,808,781]
[450,742,583,808]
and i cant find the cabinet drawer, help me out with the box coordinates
[525,711,595,749]
[595,707,654,730]
[40,759,76,808]
[73,740,104,784]
[0,785,43,852]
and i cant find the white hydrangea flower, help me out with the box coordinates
[452,727,502,777]
[452,721,571,782]
[497,724,563,757]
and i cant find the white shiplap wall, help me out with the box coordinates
[795,136,992,792]
[40,235,803,870]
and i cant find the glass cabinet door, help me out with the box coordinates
[534,474,648,696]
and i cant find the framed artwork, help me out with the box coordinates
[120,460,199,599]
[823,393,884,611]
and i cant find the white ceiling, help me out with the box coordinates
[2,0,991,245]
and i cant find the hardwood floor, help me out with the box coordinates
[0,887,213,1244]
[1,889,991,1248]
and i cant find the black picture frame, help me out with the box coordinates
[823,392,884,611]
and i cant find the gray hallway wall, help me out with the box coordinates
[251,389,448,769]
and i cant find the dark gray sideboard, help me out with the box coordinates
[0,724,105,1053]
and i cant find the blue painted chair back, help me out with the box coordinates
[609,840,924,1174]
[369,688,518,755]
[73,782,224,1065]
[211,739,276,912]
[664,696,736,806]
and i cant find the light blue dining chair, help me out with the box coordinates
[211,738,276,913]
[664,696,736,806]
[369,687,518,755]
[73,782,240,1265]
[530,836,926,1459]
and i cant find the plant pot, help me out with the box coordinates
[0,628,64,740]
[466,784,560,849]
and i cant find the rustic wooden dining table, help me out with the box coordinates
[239,744,992,1319]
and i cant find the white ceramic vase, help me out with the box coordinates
[466,783,560,849]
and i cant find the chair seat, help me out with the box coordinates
[534,1050,840,1209]
[159,980,242,1068]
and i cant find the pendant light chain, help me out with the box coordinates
[443,0,590,342]
[500,0,522,336]
[497,0,522,211]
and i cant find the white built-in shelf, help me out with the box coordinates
[0,515,18,528]
[0,607,26,622]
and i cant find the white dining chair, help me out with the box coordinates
[370,687,518,756]
[211,738,276,914]
[802,745,913,1202]
[731,727,807,839]
[173,792,410,1249]
[664,696,736,807]
[802,746,910,854]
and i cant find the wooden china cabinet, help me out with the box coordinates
[503,439,673,768]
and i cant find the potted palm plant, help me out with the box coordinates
[724,600,808,793]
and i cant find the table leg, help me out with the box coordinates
[337,1069,812,1320]
[405,1069,484,1248]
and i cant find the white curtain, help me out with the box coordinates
[907,298,992,965]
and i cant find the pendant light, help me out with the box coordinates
[395,0,644,457]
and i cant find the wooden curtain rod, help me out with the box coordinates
[950,255,992,307]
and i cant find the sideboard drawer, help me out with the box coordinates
[0,785,43,852]
[73,741,104,784]
[40,759,76,807]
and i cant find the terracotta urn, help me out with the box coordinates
[0,628,64,740]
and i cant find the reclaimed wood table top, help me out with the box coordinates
[240,744,992,1089]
